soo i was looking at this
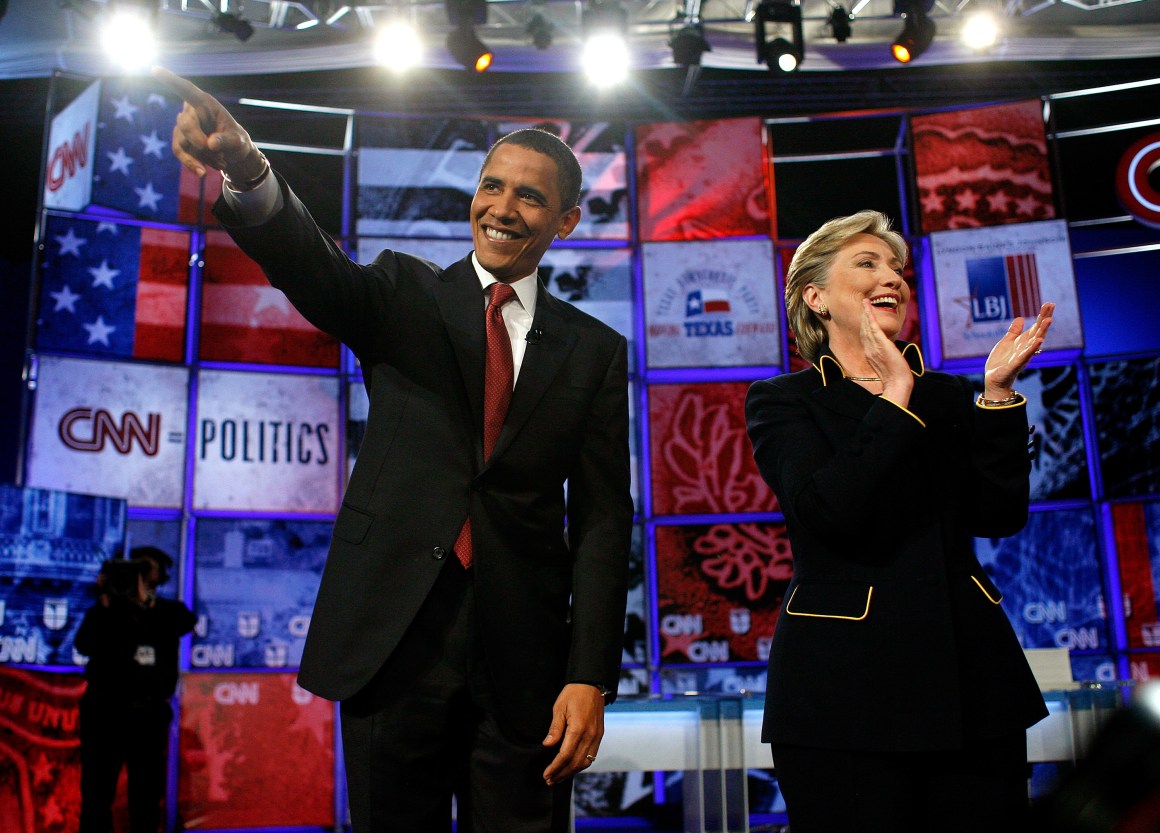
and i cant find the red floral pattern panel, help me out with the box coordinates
[648,382,778,516]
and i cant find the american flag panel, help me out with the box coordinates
[91,78,185,222]
[37,215,189,362]
[912,99,1055,234]
[177,164,222,226]
[198,230,339,367]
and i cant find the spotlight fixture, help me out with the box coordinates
[891,0,935,63]
[214,11,254,42]
[753,0,803,72]
[582,1,630,86]
[445,0,492,71]
[446,22,493,71]
[374,20,422,72]
[99,1,158,72]
[828,5,852,42]
[527,13,553,50]
[764,37,800,71]
[669,21,710,67]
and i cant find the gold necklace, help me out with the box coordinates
[845,375,881,382]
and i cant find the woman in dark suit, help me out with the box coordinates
[745,210,1054,832]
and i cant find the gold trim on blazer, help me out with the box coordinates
[970,575,1004,604]
[813,341,926,387]
[879,395,926,427]
[785,584,874,621]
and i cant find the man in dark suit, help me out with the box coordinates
[156,68,633,833]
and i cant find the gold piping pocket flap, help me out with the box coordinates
[970,573,1004,604]
[785,582,873,621]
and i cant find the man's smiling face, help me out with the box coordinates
[470,143,581,282]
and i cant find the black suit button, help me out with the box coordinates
[432,547,446,560]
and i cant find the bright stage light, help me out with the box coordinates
[100,5,157,72]
[582,32,630,86]
[961,11,999,51]
[374,21,423,72]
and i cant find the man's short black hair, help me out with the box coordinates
[481,128,583,210]
[130,545,173,584]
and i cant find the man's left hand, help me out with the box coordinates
[542,683,605,785]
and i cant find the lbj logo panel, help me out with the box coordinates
[967,253,1042,323]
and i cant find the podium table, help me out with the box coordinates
[586,685,1130,833]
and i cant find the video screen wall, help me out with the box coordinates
[5,71,1160,829]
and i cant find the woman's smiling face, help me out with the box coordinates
[810,232,910,342]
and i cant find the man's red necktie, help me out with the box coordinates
[454,282,517,569]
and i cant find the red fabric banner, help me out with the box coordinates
[912,99,1055,233]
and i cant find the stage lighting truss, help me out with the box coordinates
[891,0,935,62]
[95,0,1157,76]
[754,0,803,72]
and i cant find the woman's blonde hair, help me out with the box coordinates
[784,209,908,364]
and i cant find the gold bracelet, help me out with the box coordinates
[222,152,270,192]
[976,391,1022,408]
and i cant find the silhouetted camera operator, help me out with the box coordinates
[75,547,195,833]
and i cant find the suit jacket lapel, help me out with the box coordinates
[486,284,578,465]
[434,256,487,466]
[810,342,926,422]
